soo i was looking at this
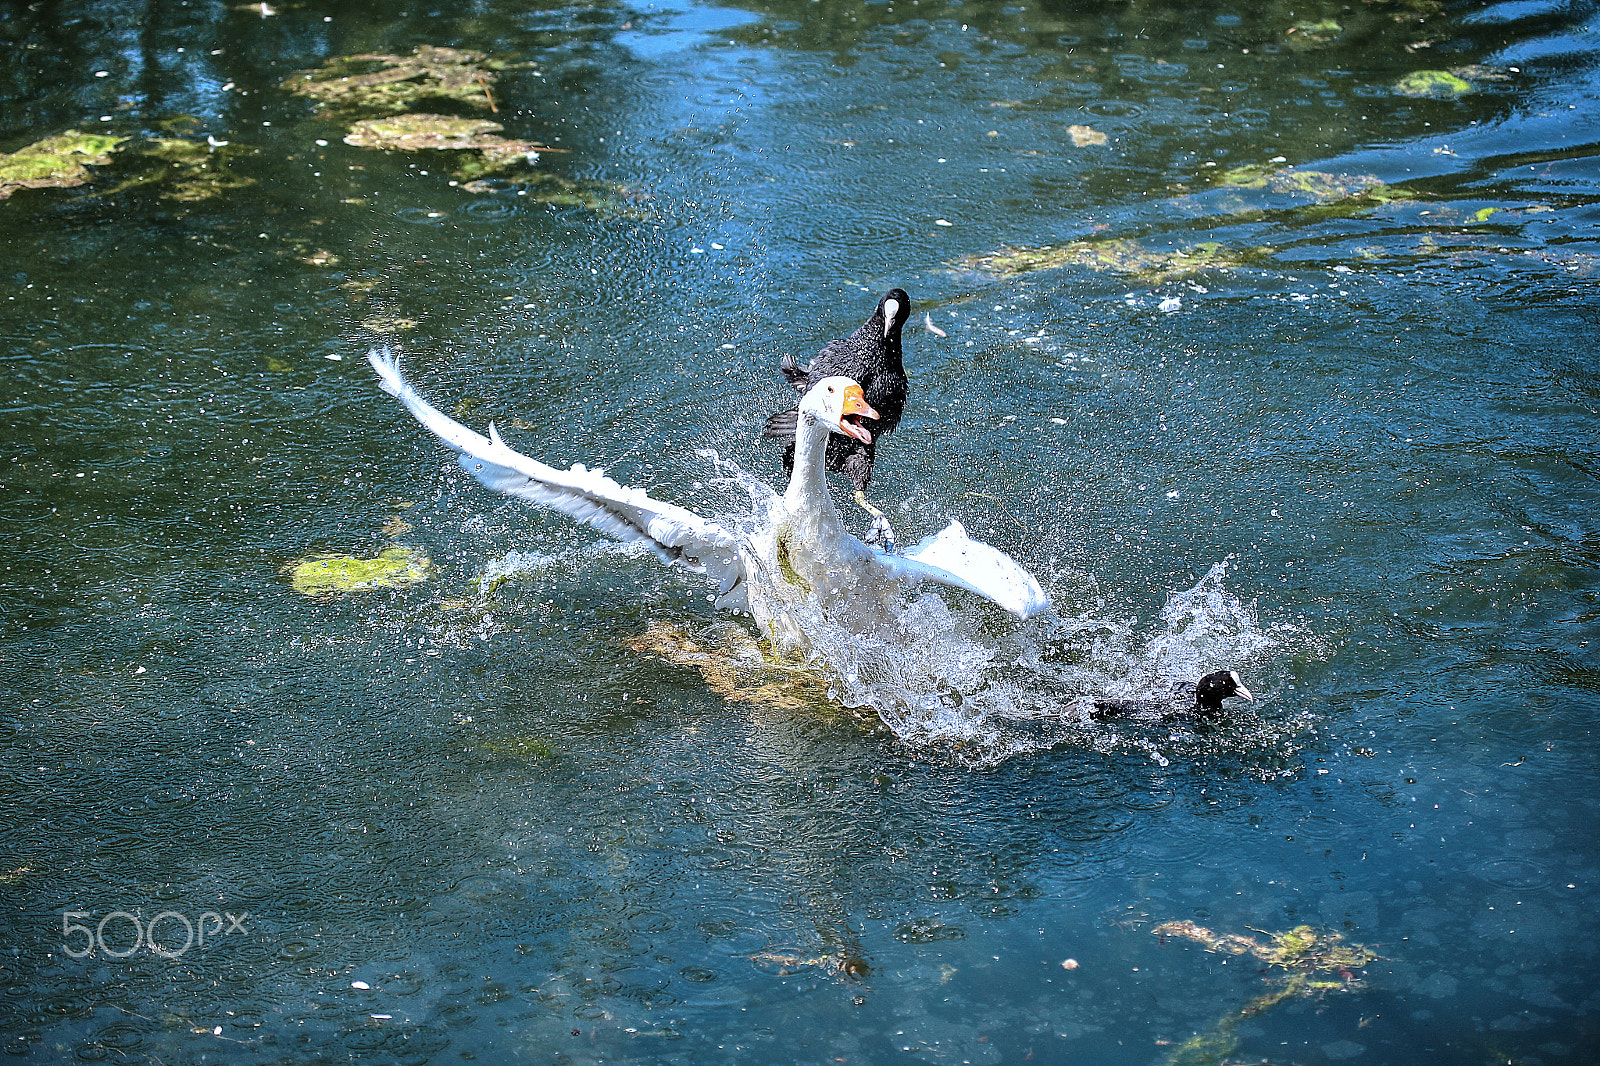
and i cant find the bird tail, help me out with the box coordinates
[761,409,798,440]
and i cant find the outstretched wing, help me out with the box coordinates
[875,520,1050,619]
[369,348,748,607]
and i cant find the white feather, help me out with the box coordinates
[879,520,1049,619]
[369,349,1050,648]
[368,348,747,607]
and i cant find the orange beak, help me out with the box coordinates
[839,383,878,444]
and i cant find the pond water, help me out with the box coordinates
[3,0,1598,1062]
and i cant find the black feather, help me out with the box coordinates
[768,288,911,494]
[1089,670,1252,722]
[762,409,799,439]
[778,352,808,387]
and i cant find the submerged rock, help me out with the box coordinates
[0,130,127,200]
[285,545,434,596]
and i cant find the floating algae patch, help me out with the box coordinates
[1153,920,1378,971]
[0,129,127,200]
[343,113,548,156]
[1152,921,1378,1066]
[1213,166,1415,218]
[625,620,848,715]
[960,238,1266,282]
[345,116,636,214]
[1395,69,1472,99]
[283,45,512,117]
[1215,166,1387,202]
[343,113,568,183]
[109,137,257,201]
[1066,124,1108,147]
[1285,19,1342,46]
[361,312,421,334]
[1,130,261,204]
[286,545,434,596]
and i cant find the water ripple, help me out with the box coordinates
[1473,856,1553,890]
[457,197,523,223]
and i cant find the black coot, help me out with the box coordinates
[763,288,911,549]
[1089,670,1255,722]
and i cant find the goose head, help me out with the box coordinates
[799,376,878,443]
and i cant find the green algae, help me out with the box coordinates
[342,112,566,183]
[961,238,1267,282]
[625,621,848,716]
[1216,166,1388,202]
[0,129,261,204]
[960,165,1427,281]
[283,45,511,117]
[464,172,649,218]
[361,312,421,334]
[289,48,634,215]
[1209,166,1414,221]
[1153,921,1378,1066]
[1153,920,1378,971]
[0,130,127,199]
[343,113,543,155]
[286,545,434,596]
[1395,69,1472,99]
[1287,19,1342,46]
[774,527,810,594]
[117,137,257,201]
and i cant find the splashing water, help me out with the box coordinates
[690,455,1309,769]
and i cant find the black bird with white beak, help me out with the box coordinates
[764,288,911,550]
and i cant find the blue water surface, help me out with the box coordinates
[1,0,1597,1062]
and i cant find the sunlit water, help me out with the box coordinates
[2,0,1598,1063]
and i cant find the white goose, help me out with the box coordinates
[368,349,1048,656]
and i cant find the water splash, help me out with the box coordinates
[691,455,1307,769]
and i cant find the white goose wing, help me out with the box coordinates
[369,349,748,607]
[875,520,1050,619]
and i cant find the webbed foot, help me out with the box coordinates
[855,491,896,553]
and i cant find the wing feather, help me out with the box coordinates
[874,520,1050,619]
[369,348,747,605]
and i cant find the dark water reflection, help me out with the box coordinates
[4,0,1599,1062]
